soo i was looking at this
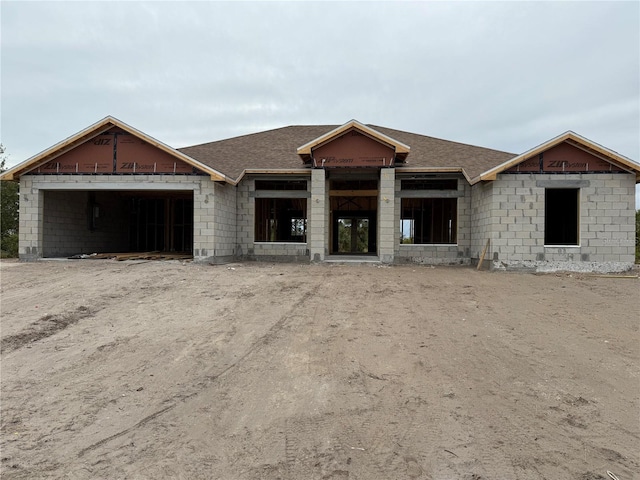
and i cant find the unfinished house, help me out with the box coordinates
[2,116,638,272]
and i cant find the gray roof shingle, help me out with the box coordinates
[178,124,516,182]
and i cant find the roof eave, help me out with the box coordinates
[395,166,471,183]
[234,168,311,184]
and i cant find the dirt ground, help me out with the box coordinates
[0,259,638,480]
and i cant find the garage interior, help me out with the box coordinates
[42,190,193,258]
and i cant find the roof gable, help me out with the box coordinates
[477,131,640,183]
[310,127,397,168]
[296,120,410,161]
[0,116,228,182]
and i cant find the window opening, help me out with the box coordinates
[255,198,307,242]
[545,188,579,245]
[400,198,457,244]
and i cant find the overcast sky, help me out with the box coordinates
[1,1,639,206]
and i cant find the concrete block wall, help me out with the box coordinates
[251,242,309,261]
[235,178,253,257]
[18,177,43,260]
[43,190,128,257]
[378,169,395,263]
[489,173,545,264]
[487,173,636,272]
[470,180,495,262]
[456,180,473,254]
[210,182,236,262]
[395,245,469,265]
[18,171,636,271]
[192,179,215,261]
[575,174,636,263]
[191,179,234,263]
[395,177,472,265]
[309,169,327,261]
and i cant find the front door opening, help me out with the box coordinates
[334,214,375,254]
[329,177,378,255]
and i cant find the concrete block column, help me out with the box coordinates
[193,182,217,262]
[378,168,396,263]
[309,168,326,262]
[18,178,44,261]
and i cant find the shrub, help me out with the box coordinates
[0,233,18,258]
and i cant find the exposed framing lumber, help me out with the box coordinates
[69,252,193,261]
[477,239,490,271]
[329,189,378,197]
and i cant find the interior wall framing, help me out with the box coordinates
[395,174,472,265]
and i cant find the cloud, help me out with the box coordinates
[1,1,638,174]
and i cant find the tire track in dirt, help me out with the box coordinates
[455,325,636,479]
[1,306,96,354]
[280,274,388,479]
[333,362,437,478]
[442,325,539,479]
[287,278,447,479]
[77,272,329,459]
[284,413,344,478]
[77,404,176,457]
[471,317,640,478]
[404,293,518,479]
[371,396,433,477]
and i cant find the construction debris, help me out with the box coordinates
[68,252,192,261]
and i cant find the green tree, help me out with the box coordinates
[337,218,369,253]
[1,144,19,257]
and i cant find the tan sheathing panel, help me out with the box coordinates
[179,125,516,182]
[33,133,114,174]
[29,130,198,175]
[296,119,410,156]
[116,135,195,174]
[505,141,626,174]
[312,129,396,167]
[0,116,227,182]
[479,131,640,183]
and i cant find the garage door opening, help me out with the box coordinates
[43,190,194,258]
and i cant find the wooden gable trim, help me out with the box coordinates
[0,116,230,183]
[296,119,410,158]
[473,132,640,184]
